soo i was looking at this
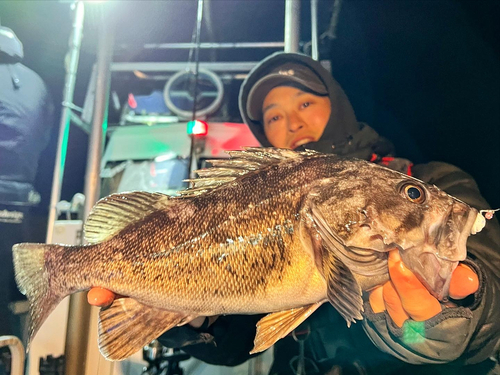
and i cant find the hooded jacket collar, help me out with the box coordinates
[239,52,396,161]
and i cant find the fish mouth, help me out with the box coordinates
[412,253,458,301]
[400,204,479,301]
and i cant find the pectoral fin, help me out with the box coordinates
[321,245,364,326]
[98,298,195,360]
[251,302,323,354]
[310,207,364,326]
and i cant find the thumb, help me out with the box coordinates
[87,287,116,307]
[449,264,479,300]
[369,285,386,313]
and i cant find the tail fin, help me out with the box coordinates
[12,243,66,350]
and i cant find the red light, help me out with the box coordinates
[128,93,137,109]
[187,120,208,136]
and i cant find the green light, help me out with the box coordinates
[187,121,194,135]
[402,320,425,344]
[59,117,71,173]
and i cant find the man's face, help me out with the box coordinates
[262,86,331,149]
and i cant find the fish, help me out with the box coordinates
[12,148,487,361]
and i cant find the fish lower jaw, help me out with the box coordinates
[400,250,457,301]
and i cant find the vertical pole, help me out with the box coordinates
[311,0,319,60]
[64,9,114,375]
[284,0,300,53]
[188,0,204,178]
[46,1,85,244]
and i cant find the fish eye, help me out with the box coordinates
[402,184,425,204]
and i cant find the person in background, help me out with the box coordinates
[88,52,499,374]
[0,23,53,368]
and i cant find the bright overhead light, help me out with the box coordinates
[155,151,177,163]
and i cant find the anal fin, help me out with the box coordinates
[251,302,322,354]
[98,298,195,361]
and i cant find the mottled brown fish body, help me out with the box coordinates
[46,155,346,316]
[13,148,482,360]
[51,234,327,316]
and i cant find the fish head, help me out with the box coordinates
[395,190,478,301]
[311,161,482,300]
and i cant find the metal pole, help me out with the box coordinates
[0,336,24,375]
[191,0,204,123]
[143,41,285,49]
[311,0,319,60]
[46,1,85,243]
[284,0,300,53]
[64,12,114,375]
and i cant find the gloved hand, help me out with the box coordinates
[368,250,479,327]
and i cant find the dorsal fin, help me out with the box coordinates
[84,191,171,244]
[180,147,320,197]
[226,147,318,163]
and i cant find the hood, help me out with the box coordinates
[239,52,360,149]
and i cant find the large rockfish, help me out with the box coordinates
[13,148,487,361]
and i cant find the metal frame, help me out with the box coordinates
[311,0,319,60]
[143,41,284,49]
[63,8,115,374]
[111,61,260,72]
[45,1,85,244]
[284,0,300,53]
[0,336,24,375]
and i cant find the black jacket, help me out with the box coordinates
[159,53,500,374]
[0,57,53,205]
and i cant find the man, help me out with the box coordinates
[0,25,53,337]
[88,52,499,374]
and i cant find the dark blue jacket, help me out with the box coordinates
[0,56,53,205]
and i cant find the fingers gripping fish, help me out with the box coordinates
[12,148,491,360]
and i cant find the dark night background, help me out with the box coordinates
[0,0,499,227]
